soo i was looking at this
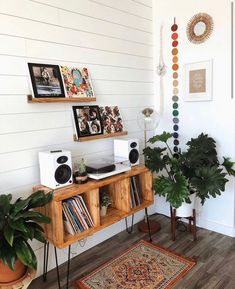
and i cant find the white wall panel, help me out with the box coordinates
[0,0,154,275]
[0,14,152,57]
[26,40,152,70]
[31,0,152,32]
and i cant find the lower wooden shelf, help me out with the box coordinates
[35,165,153,249]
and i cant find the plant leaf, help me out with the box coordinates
[27,191,53,209]
[143,146,168,173]
[14,239,33,267]
[191,166,228,205]
[154,173,190,208]
[222,157,235,176]
[22,211,51,224]
[148,131,172,144]
[4,225,14,246]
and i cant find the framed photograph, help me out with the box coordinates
[99,106,124,134]
[28,63,65,98]
[72,106,103,138]
[60,66,95,98]
[184,60,213,101]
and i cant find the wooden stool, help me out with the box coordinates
[170,207,197,241]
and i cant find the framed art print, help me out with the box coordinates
[99,106,124,134]
[60,66,95,98]
[72,106,103,138]
[184,60,213,101]
[28,63,65,98]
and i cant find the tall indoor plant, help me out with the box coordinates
[0,190,52,284]
[144,132,235,210]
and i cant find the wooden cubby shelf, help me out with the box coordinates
[73,131,128,142]
[34,165,153,249]
[27,95,96,103]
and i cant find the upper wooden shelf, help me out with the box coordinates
[73,131,128,142]
[27,95,96,103]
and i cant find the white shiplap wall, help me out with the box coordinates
[0,0,154,275]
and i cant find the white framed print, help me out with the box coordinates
[184,60,213,101]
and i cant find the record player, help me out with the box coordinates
[86,157,130,180]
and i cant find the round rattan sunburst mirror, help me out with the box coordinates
[186,13,214,44]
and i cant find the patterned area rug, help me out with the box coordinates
[74,240,196,289]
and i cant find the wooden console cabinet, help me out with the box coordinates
[33,165,153,249]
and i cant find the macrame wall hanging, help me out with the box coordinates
[171,18,180,155]
[156,25,167,114]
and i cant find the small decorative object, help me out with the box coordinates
[0,191,52,285]
[99,106,124,134]
[72,105,103,138]
[185,60,212,101]
[74,158,88,184]
[144,131,235,211]
[100,191,111,217]
[171,18,180,155]
[60,66,94,98]
[186,13,214,44]
[28,63,65,98]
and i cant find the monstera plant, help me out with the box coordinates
[144,132,235,208]
[0,190,52,283]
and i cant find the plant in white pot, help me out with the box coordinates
[143,132,235,217]
[100,191,111,217]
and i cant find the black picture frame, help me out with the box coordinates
[28,63,65,98]
[72,105,103,138]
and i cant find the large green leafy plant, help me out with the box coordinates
[0,191,52,270]
[144,132,235,208]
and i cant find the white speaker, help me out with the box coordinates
[114,139,140,166]
[39,150,73,189]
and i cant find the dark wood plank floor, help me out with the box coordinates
[29,215,235,289]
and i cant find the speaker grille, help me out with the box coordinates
[129,149,139,164]
[54,164,72,184]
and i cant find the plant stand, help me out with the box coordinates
[0,268,36,289]
[170,207,197,241]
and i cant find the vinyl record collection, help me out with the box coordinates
[130,176,143,208]
[62,195,94,235]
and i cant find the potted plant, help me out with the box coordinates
[144,132,235,216]
[100,191,111,217]
[0,190,52,285]
[74,158,88,184]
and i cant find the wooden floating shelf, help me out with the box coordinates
[27,95,96,103]
[73,131,128,142]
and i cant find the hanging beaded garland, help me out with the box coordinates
[171,18,180,155]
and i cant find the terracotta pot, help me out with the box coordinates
[0,259,26,284]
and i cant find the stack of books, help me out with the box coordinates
[62,195,94,235]
[130,176,143,208]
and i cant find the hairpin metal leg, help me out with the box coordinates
[66,245,71,289]
[54,247,61,289]
[43,241,49,281]
[125,214,134,234]
[145,207,152,242]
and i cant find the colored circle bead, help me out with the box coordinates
[173,132,179,138]
[173,118,179,124]
[173,56,178,63]
[173,124,179,131]
[173,110,179,116]
[172,40,178,47]
[173,88,179,94]
[173,72,178,79]
[172,95,179,102]
[171,24,178,31]
[174,139,179,145]
[172,64,179,71]
[173,80,179,87]
[173,153,180,159]
[173,146,179,152]
[172,33,178,40]
[173,103,178,109]
[172,48,178,55]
